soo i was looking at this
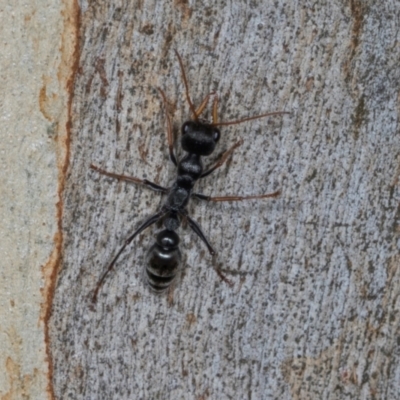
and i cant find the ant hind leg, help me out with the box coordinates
[184,213,233,287]
[91,210,165,303]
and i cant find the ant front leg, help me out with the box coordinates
[200,95,245,178]
[90,165,168,193]
[157,88,178,166]
[194,92,215,119]
[192,191,281,202]
[201,138,243,178]
[212,93,219,124]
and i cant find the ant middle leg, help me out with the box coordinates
[90,164,168,193]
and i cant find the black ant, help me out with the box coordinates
[90,50,288,302]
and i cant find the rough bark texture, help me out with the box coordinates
[50,1,400,399]
[0,1,77,398]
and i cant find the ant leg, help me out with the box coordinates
[92,210,166,303]
[90,164,168,193]
[212,111,290,127]
[185,215,216,255]
[194,92,215,119]
[212,262,234,287]
[192,190,281,202]
[167,285,175,306]
[212,93,219,124]
[174,49,198,120]
[209,91,290,127]
[201,138,243,178]
[184,214,233,286]
[157,88,177,166]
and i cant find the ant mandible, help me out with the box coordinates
[90,50,289,302]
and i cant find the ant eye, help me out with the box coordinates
[182,122,191,135]
[213,129,220,142]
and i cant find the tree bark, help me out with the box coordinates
[50,1,400,399]
[0,1,77,399]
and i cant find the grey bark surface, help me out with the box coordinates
[50,1,400,399]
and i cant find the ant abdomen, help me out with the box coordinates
[145,230,181,292]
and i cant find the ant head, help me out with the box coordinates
[181,121,220,156]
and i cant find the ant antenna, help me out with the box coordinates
[174,49,198,121]
[212,111,290,127]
